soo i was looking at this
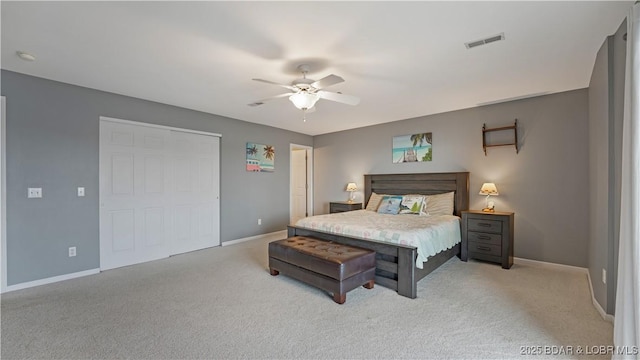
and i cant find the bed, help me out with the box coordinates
[287,172,469,299]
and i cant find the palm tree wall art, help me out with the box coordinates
[246,142,275,172]
[392,133,432,163]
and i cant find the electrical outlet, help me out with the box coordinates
[602,268,607,284]
[27,188,42,198]
[258,218,262,225]
[69,247,76,257]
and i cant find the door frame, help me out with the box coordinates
[1,96,6,293]
[99,116,221,270]
[289,144,313,224]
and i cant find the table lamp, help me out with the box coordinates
[479,183,499,212]
[346,183,358,203]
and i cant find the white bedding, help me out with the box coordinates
[294,210,461,269]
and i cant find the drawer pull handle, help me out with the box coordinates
[478,223,491,227]
[477,235,491,240]
[477,245,492,251]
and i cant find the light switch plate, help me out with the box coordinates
[28,188,42,198]
[77,187,85,197]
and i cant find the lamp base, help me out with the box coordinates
[347,191,355,203]
[482,199,495,212]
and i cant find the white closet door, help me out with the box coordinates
[100,120,220,270]
[100,121,171,270]
[171,131,220,255]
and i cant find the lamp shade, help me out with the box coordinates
[289,92,319,110]
[346,182,358,191]
[479,183,499,195]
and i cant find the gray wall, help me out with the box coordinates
[588,34,611,314]
[610,20,626,315]
[588,20,626,315]
[314,90,590,267]
[1,70,312,285]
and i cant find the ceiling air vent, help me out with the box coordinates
[465,33,505,49]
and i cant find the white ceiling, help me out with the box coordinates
[1,1,632,136]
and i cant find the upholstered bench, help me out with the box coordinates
[269,236,376,304]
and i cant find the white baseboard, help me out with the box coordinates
[222,230,287,247]
[514,257,588,274]
[514,257,614,323]
[2,268,100,294]
[586,271,616,323]
[1,232,288,293]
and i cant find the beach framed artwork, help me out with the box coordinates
[392,133,432,163]
[246,142,275,172]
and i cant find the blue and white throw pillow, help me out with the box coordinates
[377,196,403,215]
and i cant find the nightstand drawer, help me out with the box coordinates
[467,231,501,245]
[468,241,501,257]
[468,218,502,234]
[329,202,362,213]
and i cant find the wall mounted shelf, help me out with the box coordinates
[482,119,518,156]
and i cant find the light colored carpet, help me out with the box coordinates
[1,238,612,359]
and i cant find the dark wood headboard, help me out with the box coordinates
[364,172,469,216]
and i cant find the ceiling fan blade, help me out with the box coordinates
[252,78,297,91]
[247,92,292,107]
[310,74,344,89]
[316,90,360,106]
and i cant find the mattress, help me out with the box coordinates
[294,209,461,269]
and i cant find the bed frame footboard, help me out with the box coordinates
[288,226,439,299]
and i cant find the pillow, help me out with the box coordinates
[403,193,430,216]
[399,195,425,214]
[377,195,403,215]
[425,192,455,216]
[365,192,385,211]
[420,197,429,216]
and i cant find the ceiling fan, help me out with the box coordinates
[249,64,360,113]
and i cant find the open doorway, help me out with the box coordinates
[290,144,313,225]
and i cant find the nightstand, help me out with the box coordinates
[461,210,514,269]
[329,201,362,213]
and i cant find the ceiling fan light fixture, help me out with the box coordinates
[289,92,319,110]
